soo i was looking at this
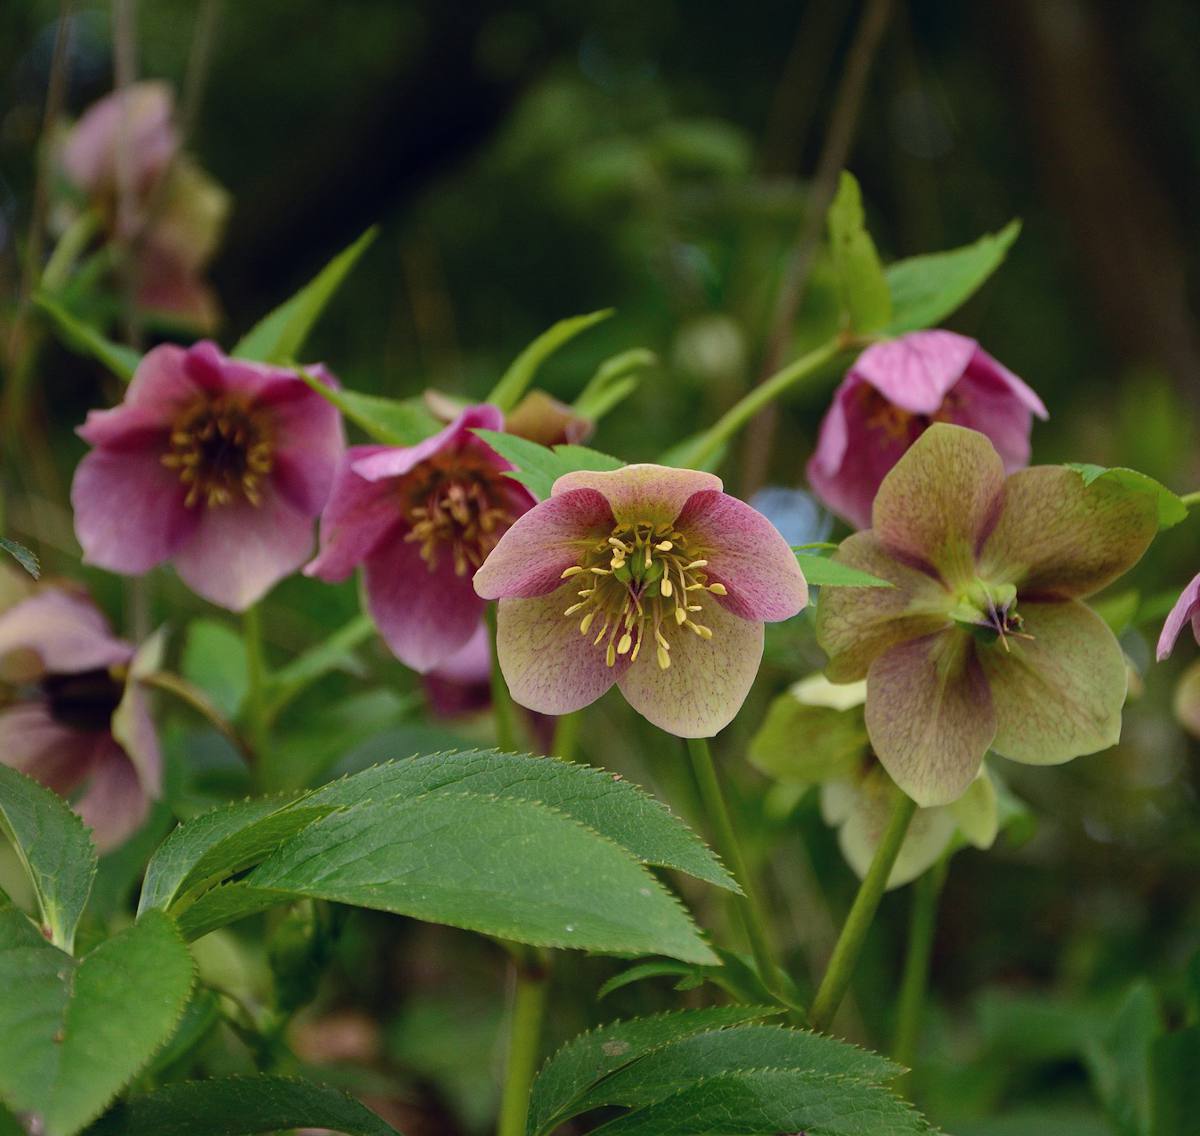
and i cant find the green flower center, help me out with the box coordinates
[560,521,725,670]
[162,396,274,509]
[950,580,1030,649]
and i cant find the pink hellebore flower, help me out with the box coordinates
[816,424,1158,806]
[306,406,535,673]
[1156,573,1200,660]
[473,465,809,737]
[808,330,1048,530]
[72,341,344,611]
[0,588,162,851]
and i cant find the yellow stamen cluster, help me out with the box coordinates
[162,396,273,508]
[561,521,727,671]
[403,451,515,576]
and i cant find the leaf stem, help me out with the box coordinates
[487,604,519,752]
[550,711,580,762]
[1181,490,1200,509]
[140,670,253,765]
[497,946,549,1136]
[242,604,271,784]
[263,612,376,723]
[809,789,917,1033]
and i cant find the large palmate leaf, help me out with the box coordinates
[486,309,613,411]
[0,908,194,1136]
[473,429,623,500]
[0,765,96,952]
[827,171,891,334]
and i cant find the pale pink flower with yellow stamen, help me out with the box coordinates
[473,464,809,737]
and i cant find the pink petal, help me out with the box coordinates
[473,488,615,600]
[552,464,723,527]
[264,367,346,516]
[122,341,204,414]
[1157,573,1200,661]
[172,489,315,611]
[0,589,132,674]
[112,633,164,799]
[305,446,403,582]
[616,596,763,738]
[75,740,150,852]
[352,405,506,482]
[962,343,1048,419]
[428,621,492,684]
[0,703,99,794]
[362,529,486,673]
[851,330,978,415]
[495,585,623,715]
[674,490,808,622]
[61,81,177,195]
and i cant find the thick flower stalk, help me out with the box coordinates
[72,341,344,610]
[0,588,162,851]
[473,464,808,737]
[816,423,1158,806]
[307,406,534,672]
[808,330,1047,530]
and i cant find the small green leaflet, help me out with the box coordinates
[474,429,624,500]
[884,219,1021,335]
[1066,463,1187,529]
[0,536,39,578]
[827,171,891,334]
[486,309,613,412]
[795,551,892,587]
[574,348,656,420]
[298,374,442,446]
[33,294,141,382]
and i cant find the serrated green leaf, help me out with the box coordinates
[181,618,248,720]
[247,792,716,963]
[0,908,195,1136]
[827,171,891,334]
[298,377,441,446]
[304,751,736,892]
[573,348,655,420]
[528,1007,776,1136]
[798,553,893,588]
[85,1074,401,1135]
[1066,464,1187,530]
[175,881,283,942]
[884,219,1021,335]
[232,227,378,363]
[33,294,142,381]
[487,310,613,412]
[474,429,624,500]
[0,765,96,952]
[0,536,39,578]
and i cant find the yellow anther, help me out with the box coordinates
[617,632,633,655]
[606,642,617,667]
[579,612,595,635]
[661,577,673,598]
[674,607,688,625]
[564,601,586,616]
[656,645,671,670]
[708,582,727,596]
[685,559,708,569]
[686,621,713,639]
[655,540,673,551]
[561,565,585,578]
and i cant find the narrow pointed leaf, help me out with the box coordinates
[573,348,655,420]
[297,377,441,446]
[33,294,141,381]
[827,171,891,333]
[0,536,39,578]
[486,309,613,411]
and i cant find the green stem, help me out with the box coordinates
[497,946,549,1136]
[141,670,253,765]
[892,855,949,1091]
[263,612,376,723]
[809,791,917,1033]
[487,604,519,752]
[686,737,783,1000]
[676,335,847,469]
[40,208,101,292]
[1181,490,1200,509]
[550,711,580,762]
[242,604,270,784]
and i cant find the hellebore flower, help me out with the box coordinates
[808,330,1048,530]
[0,588,162,851]
[306,406,534,672]
[816,423,1158,806]
[1157,573,1200,660]
[473,464,809,737]
[72,341,344,611]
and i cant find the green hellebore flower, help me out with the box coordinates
[815,423,1159,807]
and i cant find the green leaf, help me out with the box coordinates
[33,294,141,381]
[264,612,377,718]
[0,536,39,578]
[486,309,613,412]
[574,348,656,420]
[175,881,283,942]
[528,1007,777,1136]
[1082,981,1158,1136]
[749,695,868,785]
[797,552,893,588]
[0,765,96,953]
[297,377,441,446]
[1066,464,1188,530]
[474,429,624,500]
[246,792,716,963]
[304,750,737,892]
[1150,1027,1200,1136]
[181,618,248,720]
[0,908,195,1136]
[827,172,891,334]
[85,1074,402,1136]
[884,219,1021,335]
[232,227,378,363]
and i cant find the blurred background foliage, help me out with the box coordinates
[2,2,1199,1134]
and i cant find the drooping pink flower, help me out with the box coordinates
[0,588,162,851]
[423,623,494,718]
[1157,573,1200,660]
[306,406,535,673]
[473,464,809,737]
[72,341,344,610]
[808,330,1048,530]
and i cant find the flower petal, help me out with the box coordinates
[0,589,131,674]
[473,488,615,599]
[872,423,1006,587]
[674,490,808,622]
[978,467,1159,601]
[948,768,999,849]
[265,365,346,516]
[496,584,623,715]
[851,330,977,415]
[111,630,165,798]
[305,446,402,582]
[1156,572,1200,661]
[617,598,763,738]
[124,341,205,414]
[363,529,485,673]
[351,405,506,482]
[75,740,150,852]
[815,531,952,682]
[552,464,722,527]
[0,703,98,794]
[864,630,996,807]
[981,600,1127,765]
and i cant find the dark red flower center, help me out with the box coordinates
[42,668,124,732]
[162,395,274,508]
[858,384,961,443]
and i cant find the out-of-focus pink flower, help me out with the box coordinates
[474,464,809,737]
[808,330,1048,530]
[306,406,534,673]
[72,341,344,611]
[1157,573,1200,661]
[0,588,162,851]
[423,623,493,717]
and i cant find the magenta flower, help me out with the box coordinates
[473,465,809,737]
[0,588,162,851]
[306,406,534,672]
[72,341,344,610]
[1157,573,1200,660]
[808,330,1048,530]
